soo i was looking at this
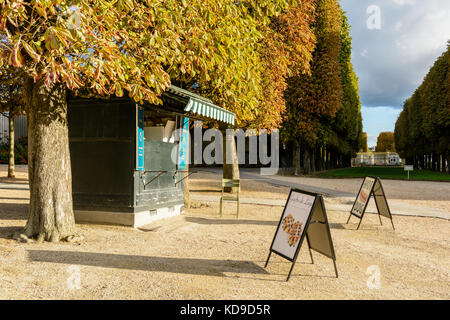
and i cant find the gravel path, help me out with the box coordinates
[0,167,449,299]
[197,168,450,200]
[1,202,449,299]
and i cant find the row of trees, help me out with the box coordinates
[375,132,395,152]
[394,43,449,172]
[0,1,323,241]
[282,1,363,175]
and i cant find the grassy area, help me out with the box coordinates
[319,166,450,181]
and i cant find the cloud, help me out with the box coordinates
[341,0,450,109]
[361,106,401,147]
[392,0,415,6]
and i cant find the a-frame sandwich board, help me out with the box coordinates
[346,176,395,230]
[265,188,337,282]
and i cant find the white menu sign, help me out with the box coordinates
[271,191,316,260]
[351,176,376,216]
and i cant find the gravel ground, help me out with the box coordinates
[0,168,449,299]
[190,171,450,212]
[194,168,450,201]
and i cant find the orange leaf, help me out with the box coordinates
[9,42,24,67]
[22,42,41,63]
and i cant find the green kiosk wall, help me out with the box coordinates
[68,96,183,216]
[67,85,234,226]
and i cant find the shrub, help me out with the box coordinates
[0,136,28,164]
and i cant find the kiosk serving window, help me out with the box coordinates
[139,110,184,192]
[143,110,178,143]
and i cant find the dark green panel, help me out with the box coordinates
[68,96,184,214]
[68,98,136,211]
[68,105,84,138]
[102,104,119,137]
[85,106,102,137]
[119,103,135,138]
[70,141,133,194]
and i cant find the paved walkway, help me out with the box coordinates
[2,166,448,220]
[195,167,450,201]
[197,168,354,197]
[191,194,450,220]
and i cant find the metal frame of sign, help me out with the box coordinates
[265,188,338,282]
[346,176,395,230]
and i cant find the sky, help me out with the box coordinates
[340,0,450,147]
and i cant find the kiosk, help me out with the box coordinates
[67,85,235,227]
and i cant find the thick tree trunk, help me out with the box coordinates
[293,140,301,176]
[320,148,326,171]
[319,148,324,171]
[444,150,450,173]
[330,150,336,169]
[326,149,330,170]
[328,150,332,169]
[23,79,76,242]
[343,154,348,168]
[314,147,319,171]
[310,147,316,173]
[223,132,240,193]
[431,153,435,171]
[8,114,15,178]
[303,147,311,175]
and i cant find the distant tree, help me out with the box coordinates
[361,132,369,152]
[330,10,362,163]
[283,0,343,174]
[173,1,318,190]
[375,132,396,152]
[395,42,449,171]
[0,68,25,178]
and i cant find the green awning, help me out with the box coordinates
[165,85,235,125]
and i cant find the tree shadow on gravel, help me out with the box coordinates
[0,177,29,184]
[0,203,28,220]
[0,226,24,240]
[185,217,278,226]
[186,217,363,230]
[329,223,349,229]
[27,250,269,277]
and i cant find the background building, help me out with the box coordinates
[352,151,403,166]
[0,114,27,143]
